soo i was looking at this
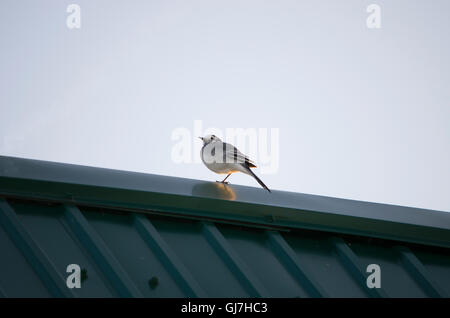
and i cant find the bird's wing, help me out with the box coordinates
[223,142,257,168]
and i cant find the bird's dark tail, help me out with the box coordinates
[245,167,271,192]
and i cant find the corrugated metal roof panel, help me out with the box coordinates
[0,156,449,297]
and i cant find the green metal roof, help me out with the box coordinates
[0,155,449,297]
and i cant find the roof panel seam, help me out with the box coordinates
[395,246,448,298]
[0,198,75,298]
[266,231,329,297]
[63,204,142,297]
[330,237,388,298]
[133,214,207,297]
[201,222,270,297]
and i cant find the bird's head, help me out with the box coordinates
[198,134,221,145]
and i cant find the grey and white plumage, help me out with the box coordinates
[199,134,271,192]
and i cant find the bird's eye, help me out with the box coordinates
[211,135,215,138]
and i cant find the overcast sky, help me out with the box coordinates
[1,1,449,212]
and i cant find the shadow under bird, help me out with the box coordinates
[199,134,271,192]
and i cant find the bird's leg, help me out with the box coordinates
[216,173,231,184]
[221,173,231,183]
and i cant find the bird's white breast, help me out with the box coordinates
[201,143,249,175]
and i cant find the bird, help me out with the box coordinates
[199,134,271,192]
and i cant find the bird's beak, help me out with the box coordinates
[198,137,203,140]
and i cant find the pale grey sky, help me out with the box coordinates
[1,1,449,212]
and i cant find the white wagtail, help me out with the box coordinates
[199,134,271,192]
